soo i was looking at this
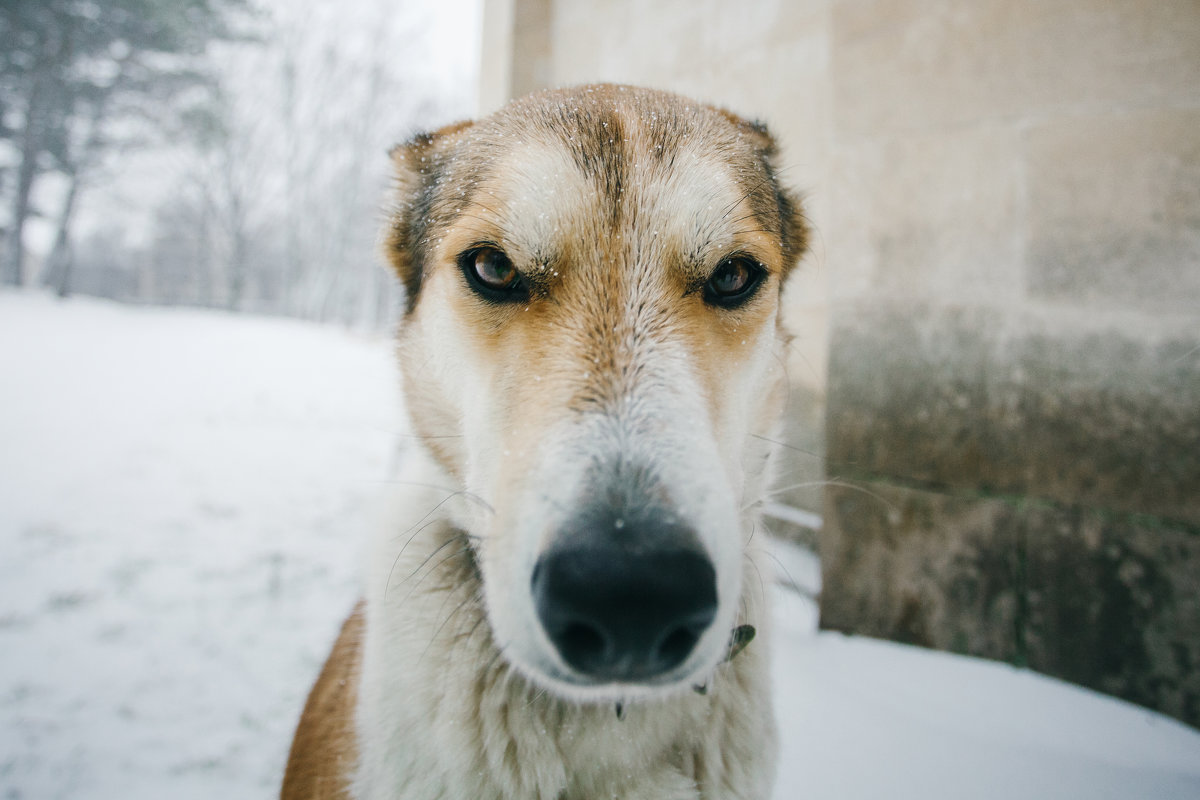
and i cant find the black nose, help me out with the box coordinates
[532,544,717,682]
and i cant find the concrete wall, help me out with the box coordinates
[479,0,1200,726]
[819,0,1200,728]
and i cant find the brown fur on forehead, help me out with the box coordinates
[384,85,808,312]
[493,86,791,253]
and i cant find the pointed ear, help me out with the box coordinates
[713,109,810,277]
[384,119,474,313]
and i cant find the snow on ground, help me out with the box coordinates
[0,293,395,799]
[1,291,1198,800]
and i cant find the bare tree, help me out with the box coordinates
[24,0,476,326]
[146,0,468,326]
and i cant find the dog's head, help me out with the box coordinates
[386,85,807,702]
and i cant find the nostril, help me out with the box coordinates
[656,625,702,670]
[559,621,608,667]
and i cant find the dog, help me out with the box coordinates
[281,84,809,800]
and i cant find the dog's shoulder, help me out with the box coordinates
[281,602,364,800]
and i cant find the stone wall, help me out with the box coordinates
[480,0,1200,726]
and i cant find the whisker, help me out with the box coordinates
[394,543,475,609]
[716,174,778,226]
[388,494,460,548]
[749,433,825,460]
[726,210,762,227]
[821,477,898,512]
[418,589,478,666]
[523,685,549,711]
[453,603,488,648]
[781,336,822,387]
[758,501,823,533]
[384,516,444,599]
[381,481,496,515]
[758,480,830,499]
[1169,342,1200,366]
[381,486,486,596]
[398,533,461,588]
[761,546,813,600]
[748,477,895,515]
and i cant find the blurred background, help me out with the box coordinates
[1,0,476,325]
[2,0,1199,797]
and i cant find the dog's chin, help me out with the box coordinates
[504,652,717,705]
[493,624,731,705]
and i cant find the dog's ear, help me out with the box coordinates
[713,109,810,278]
[385,119,474,313]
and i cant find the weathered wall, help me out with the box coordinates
[820,0,1200,727]
[479,0,1200,726]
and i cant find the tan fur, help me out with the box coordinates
[282,603,363,800]
[284,84,809,800]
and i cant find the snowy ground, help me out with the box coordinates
[2,292,1198,800]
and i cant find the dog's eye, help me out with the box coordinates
[459,246,527,300]
[704,257,764,308]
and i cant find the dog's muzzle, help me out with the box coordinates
[531,506,717,683]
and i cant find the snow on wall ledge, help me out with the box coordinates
[1,291,1198,800]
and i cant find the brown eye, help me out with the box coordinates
[704,256,764,308]
[459,246,527,301]
[472,248,517,288]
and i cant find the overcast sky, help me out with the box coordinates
[62,0,482,252]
